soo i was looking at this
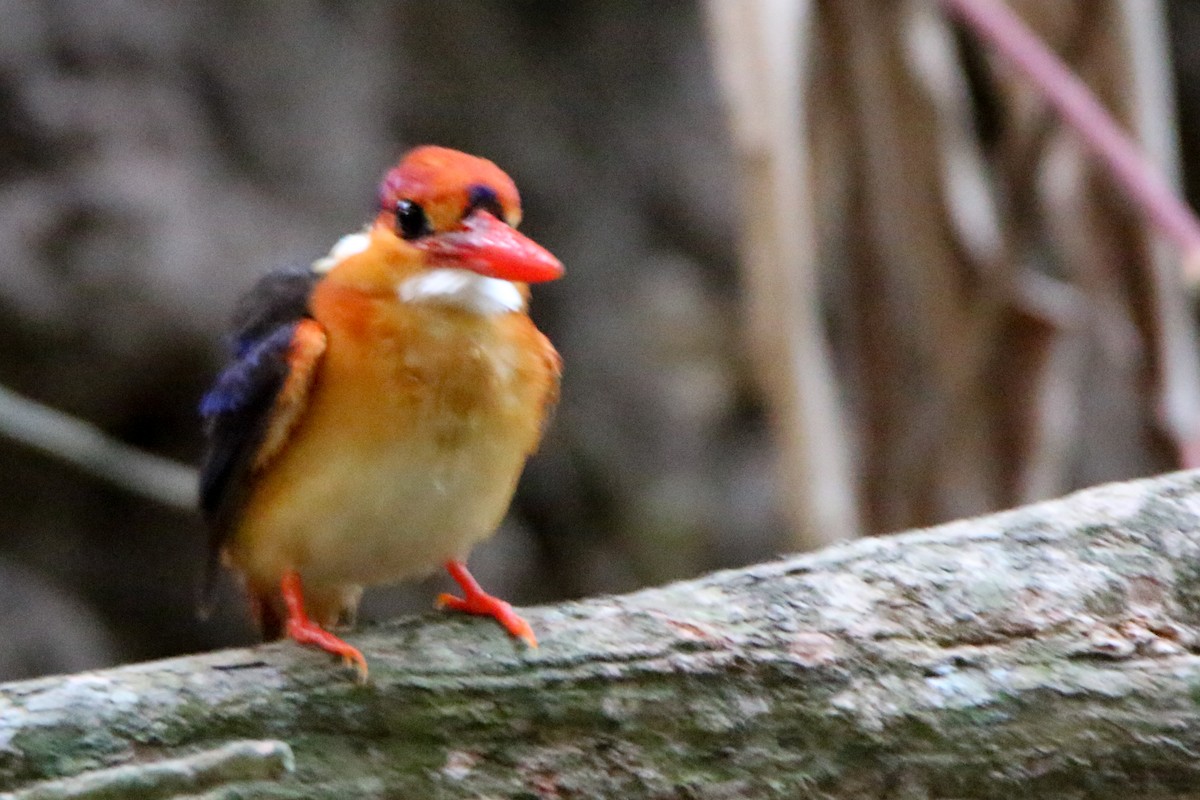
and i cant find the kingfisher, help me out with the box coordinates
[199,146,563,679]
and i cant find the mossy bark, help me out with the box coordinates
[6,471,1200,798]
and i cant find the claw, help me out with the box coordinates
[439,561,538,647]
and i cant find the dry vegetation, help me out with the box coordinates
[0,0,1198,736]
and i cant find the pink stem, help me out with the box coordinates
[942,0,1200,468]
[939,0,1200,270]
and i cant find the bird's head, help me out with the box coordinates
[314,147,563,304]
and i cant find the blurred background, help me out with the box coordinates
[2,0,1199,680]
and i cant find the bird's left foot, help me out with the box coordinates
[438,560,537,647]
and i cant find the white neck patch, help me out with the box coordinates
[312,229,371,273]
[397,268,525,315]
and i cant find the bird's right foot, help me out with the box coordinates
[281,570,368,681]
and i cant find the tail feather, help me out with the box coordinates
[195,547,223,621]
[249,588,286,640]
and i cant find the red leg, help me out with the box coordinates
[280,570,368,681]
[437,560,537,647]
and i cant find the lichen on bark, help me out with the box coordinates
[5,471,1200,798]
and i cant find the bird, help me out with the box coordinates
[198,146,563,680]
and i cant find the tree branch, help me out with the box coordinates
[5,471,1200,797]
[939,0,1200,280]
[0,383,197,511]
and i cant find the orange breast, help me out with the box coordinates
[230,278,560,592]
[313,279,557,451]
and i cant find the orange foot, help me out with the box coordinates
[437,560,537,647]
[281,570,368,682]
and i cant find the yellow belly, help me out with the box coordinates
[230,285,557,594]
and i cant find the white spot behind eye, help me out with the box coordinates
[312,229,371,273]
[398,268,525,315]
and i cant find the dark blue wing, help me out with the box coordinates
[227,267,323,358]
[198,267,319,608]
[199,324,297,521]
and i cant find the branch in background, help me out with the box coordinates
[0,383,197,510]
[939,0,1200,282]
[705,0,860,548]
[4,471,1200,796]
[942,0,1200,471]
[1114,0,1200,474]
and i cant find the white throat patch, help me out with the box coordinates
[397,268,525,315]
[312,229,371,273]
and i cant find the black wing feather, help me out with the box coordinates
[229,267,323,356]
[198,266,319,610]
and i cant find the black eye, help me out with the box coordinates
[466,184,506,223]
[395,199,431,240]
